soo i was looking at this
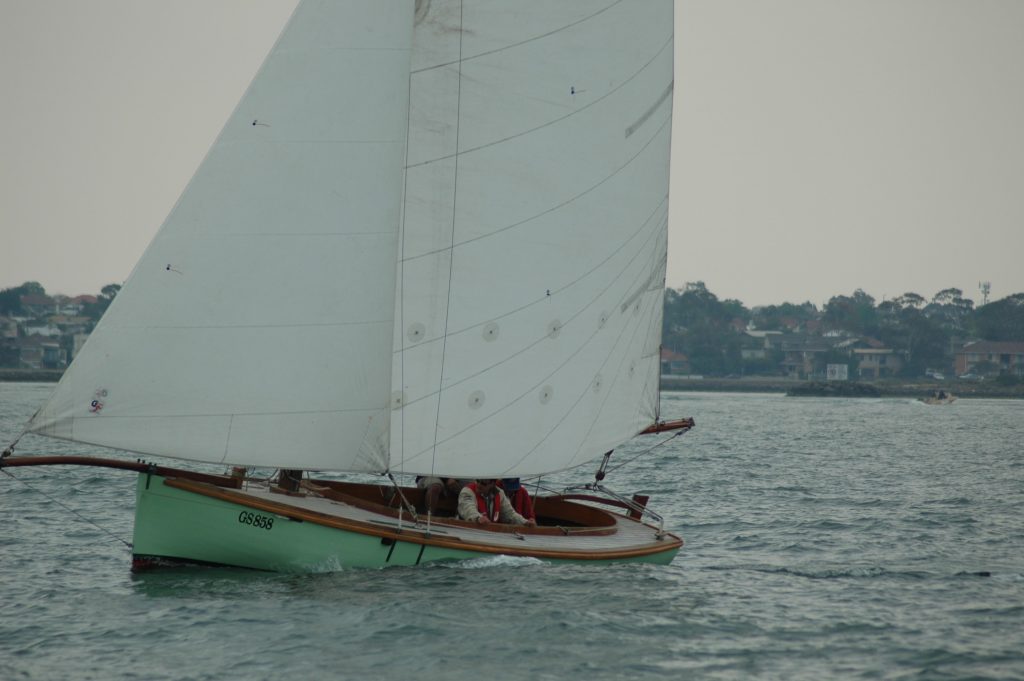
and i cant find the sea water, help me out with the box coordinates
[1,383,1022,680]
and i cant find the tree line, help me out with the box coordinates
[4,279,1024,380]
[0,281,121,322]
[0,281,121,365]
[663,282,1024,378]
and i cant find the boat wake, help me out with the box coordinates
[444,554,545,570]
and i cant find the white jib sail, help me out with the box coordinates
[392,0,673,478]
[28,1,416,472]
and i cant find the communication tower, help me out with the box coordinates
[978,281,991,306]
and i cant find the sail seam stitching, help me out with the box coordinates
[410,0,624,74]
[223,140,406,145]
[394,197,668,352]
[549,270,664,472]
[393,203,667,414]
[192,231,399,236]
[400,231,663,467]
[636,252,667,424]
[406,32,673,170]
[562,285,662,470]
[109,321,392,330]
[402,113,671,265]
[79,408,388,419]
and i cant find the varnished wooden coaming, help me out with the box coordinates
[309,479,618,536]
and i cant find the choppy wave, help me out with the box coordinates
[2,386,1023,680]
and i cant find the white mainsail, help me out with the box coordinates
[27,1,415,471]
[27,0,673,481]
[393,0,673,478]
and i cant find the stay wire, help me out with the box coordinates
[1,468,133,549]
[603,429,685,476]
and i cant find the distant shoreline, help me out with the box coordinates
[661,376,1024,399]
[0,369,63,383]
[3,369,1022,399]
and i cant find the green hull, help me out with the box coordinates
[132,474,679,572]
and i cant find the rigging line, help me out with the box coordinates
[222,413,234,462]
[403,249,659,467]
[386,472,419,522]
[410,0,624,75]
[393,197,668,355]
[1,469,133,549]
[2,432,24,458]
[397,26,417,480]
[429,1,465,472]
[402,112,672,264]
[391,210,666,414]
[406,29,674,170]
[604,429,685,476]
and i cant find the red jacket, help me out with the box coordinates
[466,482,501,522]
[504,486,534,521]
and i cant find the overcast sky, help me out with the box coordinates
[2,1,1022,308]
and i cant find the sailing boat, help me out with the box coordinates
[2,0,690,570]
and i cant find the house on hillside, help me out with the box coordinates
[70,333,90,361]
[19,294,58,318]
[955,341,1024,377]
[660,348,690,375]
[780,337,832,379]
[2,335,66,369]
[852,347,903,378]
[23,324,61,338]
[741,330,783,360]
[52,295,88,316]
[829,337,904,379]
[0,316,16,339]
[776,317,802,332]
[803,319,822,335]
[49,315,92,336]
